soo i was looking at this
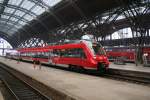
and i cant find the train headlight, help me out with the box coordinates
[94,56,97,59]
[98,57,103,60]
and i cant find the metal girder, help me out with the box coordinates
[0,0,9,18]
[100,36,150,46]
[0,0,37,36]
[0,24,18,35]
[18,37,45,48]
[0,19,31,37]
[0,30,16,48]
[7,0,148,48]
[28,0,64,28]
[0,18,23,27]
[28,0,64,25]
[0,24,17,31]
[28,0,48,8]
[6,3,50,35]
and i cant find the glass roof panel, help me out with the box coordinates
[10,17,18,22]
[0,23,18,31]
[0,20,5,23]
[7,30,15,35]
[0,0,63,35]
[0,25,9,30]
[0,29,9,33]
[31,5,45,15]
[0,0,4,3]
[43,0,62,7]
[0,23,13,31]
[14,10,25,17]
[18,21,26,25]
[7,21,15,25]
[23,14,33,21]
[8,0,22,6]
[21,0,35,10]
[4,7,15,14]
[9,28,17,32]
[15,24,22,28]
[1,15,9,19]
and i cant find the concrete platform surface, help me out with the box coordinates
[0,91,4,100]
[0,58,150,100]
[110,62,150,73]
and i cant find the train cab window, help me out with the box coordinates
[79,49,86,59]
[92,44,106,55]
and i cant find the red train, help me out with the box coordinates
[106,46,150,63]
[16,41,109,73]
[142,47,150,56]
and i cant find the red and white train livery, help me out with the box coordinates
[17,41,109,73]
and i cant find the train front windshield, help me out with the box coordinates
[92,44,106,55]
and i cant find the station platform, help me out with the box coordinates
[0,90,4,100]
[110,63,150,73]
[0,91,4,100]
[0,57,150,100]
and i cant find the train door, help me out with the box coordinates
[48,49,53,64]
[58,48,85,67]
[70,48,85,66]
[51,49,61,64]
[58,49,76,65]
[79,48,87,68]
[66,48,87,68]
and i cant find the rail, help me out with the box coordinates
[106,69,150,86]
[0,64,51,100]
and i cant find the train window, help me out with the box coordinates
[22,53,27,57]
[44,52,49,57]
[35,52,49,59]
[30,52,36,57]
[32,53,38,58]
[79,49,86,59]
[59,48,86,58]
[53,49,60,57]
[28,52,31,57]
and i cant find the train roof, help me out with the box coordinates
[17,41,84,52]
[47,40,82,46]
[17,40,103,52]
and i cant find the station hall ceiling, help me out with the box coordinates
[0,0,146,48]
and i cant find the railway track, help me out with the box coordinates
[0,65,51,100]
[104,68,150,86]
[103,73,150,86]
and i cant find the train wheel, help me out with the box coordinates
[37,61,40,64]
[68,64,74,70]
[68,65,85,72]
[97,63,105,74]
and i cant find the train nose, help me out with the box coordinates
[95,56,109,64]
[95,56,106,61]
